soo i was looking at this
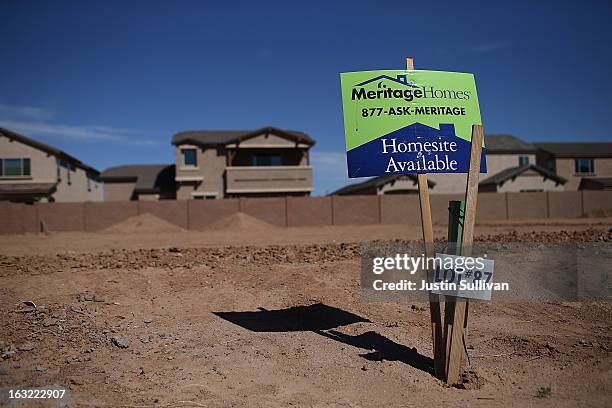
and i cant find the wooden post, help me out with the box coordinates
[407,56,444,379]
[445,124,484,384]
[443,200,464,379]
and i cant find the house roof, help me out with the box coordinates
[480,164,567,186]
[0,182,57,198]
[0,127,100,177]
[172,126,315,147]
[485,134,537,154]
[579,177,612,189]
[534,143,612,158]
[100,164,176,194]
[329,174,435,195]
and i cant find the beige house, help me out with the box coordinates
[479,164,566,192]
[172,126,315,199]
[535,143,612,190]
[100,164,176,201]
[425,134,539,194]
[0,128,101,203]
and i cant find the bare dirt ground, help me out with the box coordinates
[1,217,611,407]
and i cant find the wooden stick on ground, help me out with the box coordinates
[445,124,484,384]
[406,56,444,379]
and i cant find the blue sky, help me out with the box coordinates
[1,0,611,195]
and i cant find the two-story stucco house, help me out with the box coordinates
[534,143,612,190]
[0,128,102,203]
[171,126,315,199]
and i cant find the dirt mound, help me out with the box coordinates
[102,213,184,234]
[205,212,276,231]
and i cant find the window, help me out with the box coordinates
[192,193,216,200]
[252,154,282,166]
[66,162,72,184]
[56,159,62,180]
[546,159,556,172]
[518,156,529,166]
[182,149,197,167]
[0,158,31,177]
[575,159,594,174]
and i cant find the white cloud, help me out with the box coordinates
[310,150,346,168]
[0,105,163,146]
[467,42,510,53]
[0,104,54,121]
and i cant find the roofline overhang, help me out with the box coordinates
[0,127,100,176]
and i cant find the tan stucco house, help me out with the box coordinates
[100,164,176,201]
[424,134,540,194]
[535,143,612,190]
[172,126,315,199]
[479,164,566,193]
[0,128,101,203]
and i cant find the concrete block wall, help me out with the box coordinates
[138,200,188,229]
[188,199,240,230]
[548,191,582,219]
[582,191,612,216]
[507,192,548,220]
[239,197,287,227]
[37,203,85,232]
[331,196,380,225]
[1,190,611,235]
[84,201,138,231]
[380,195,421,225]
[287,197,332,227]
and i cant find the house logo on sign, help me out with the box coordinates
[355,74,418,88]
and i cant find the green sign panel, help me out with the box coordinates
[340,69,485,177]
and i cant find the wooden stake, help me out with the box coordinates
[445,124,484,384]
[407,56,444,379]
[443,200,464,380]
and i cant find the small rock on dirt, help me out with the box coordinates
[18,343,35,352]
[111,336,130,348]
[42,318,58,327]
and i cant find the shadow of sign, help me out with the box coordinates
[213,303,433,375]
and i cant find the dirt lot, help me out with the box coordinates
[0,217,611,407]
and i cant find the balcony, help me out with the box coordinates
[225,166,312,194]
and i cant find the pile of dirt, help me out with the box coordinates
[205,212,276,231]
[102,213,184,234]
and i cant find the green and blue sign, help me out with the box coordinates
[340,70,486,178]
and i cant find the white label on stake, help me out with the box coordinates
[432,253,495,300]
